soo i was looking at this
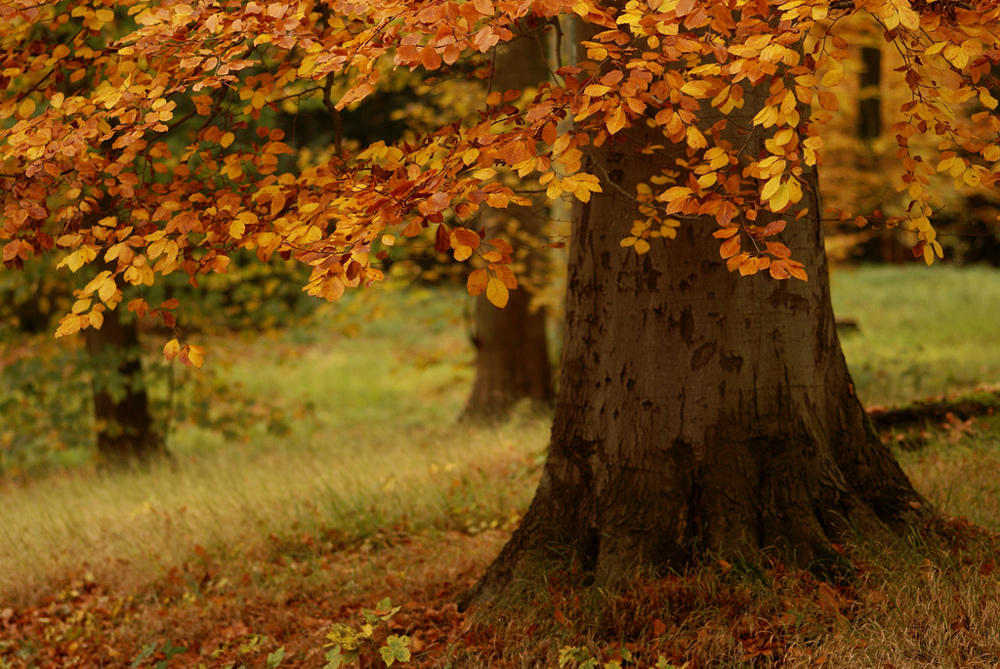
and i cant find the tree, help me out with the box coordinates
[462,82,926,605]
[462,24,555,422]
[83,285,165,467]
[3,0,999,600]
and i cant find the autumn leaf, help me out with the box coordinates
[719,235,741,259]
[607,106,626,135]
[164,339,181,360]
[467,268,488,296]
[485,276,509,308]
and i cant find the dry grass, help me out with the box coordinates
[0,416,546,609]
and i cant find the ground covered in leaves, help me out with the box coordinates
[5,512,1000,668]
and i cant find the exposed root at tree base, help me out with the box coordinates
[867,387,1000,433]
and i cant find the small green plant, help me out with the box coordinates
[557,645,683,669]
[130,640,187,668]
[324,598,411,668]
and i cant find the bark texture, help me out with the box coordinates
[84,304,166,468]
[461,88,927,607]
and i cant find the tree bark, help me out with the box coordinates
[84,302,166,468]
[461,22,554,422]
[461,79,927,607]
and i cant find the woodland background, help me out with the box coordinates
[4,7,1000,668]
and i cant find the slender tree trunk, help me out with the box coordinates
[462,22,554,421]
[84,301,165,468]
[461,78,927,606]
[857,46,882,143]
[464,279,552,420]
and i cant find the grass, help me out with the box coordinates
[3,266,1000,667]
[0,285,549,608]
[830,264,1000,407]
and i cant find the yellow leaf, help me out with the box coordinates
[462,148,480,165]
[680,80,712,97]
[769,183,791,211]
[980,89,998,111]
[485,276,509,308]
[187,345,206,369]
[17,97,35,119]
[98,276,118,304]
[84,270,113,296]
[897,6,919,30]
[55,315,81,338]
[963,167,981,188]
[634,238,651,254]
[937,156,957,173]
[220,131,235,148]
[88,310,104,329]
[164,338,181,360]
[761,175,782,202]
[820,63,844,88]
[546,179,563,200]
[585,84,612,96]
[685,126,707,150]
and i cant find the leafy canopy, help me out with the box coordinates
[2,0,998,363]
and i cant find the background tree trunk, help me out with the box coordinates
[462,82,927,607]
[84,302,165,468]
[462,22,554,422]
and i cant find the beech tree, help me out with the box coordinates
[3,0,1000,600]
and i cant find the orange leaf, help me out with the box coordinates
[606,105,626,135]
[467,268,488,296]
[719,234,741,259]
[713,227,739,239]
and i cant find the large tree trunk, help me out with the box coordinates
[84,303,165,468]
[461,82,927,606]
[461,22,554,422]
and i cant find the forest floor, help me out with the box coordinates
[4,266,1000,668]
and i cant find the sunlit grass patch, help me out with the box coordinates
[831,265,1000,407]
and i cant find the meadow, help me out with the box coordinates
[3,265,1000,668]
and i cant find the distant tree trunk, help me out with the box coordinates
[464,254,552,421]
[462,23,554,421]
[857,46,882,143]
[462,74,927,606]
[84,300,165,468]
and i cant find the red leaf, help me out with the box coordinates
[434,225,450,253]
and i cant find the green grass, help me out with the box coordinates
[831,264,1000,407]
